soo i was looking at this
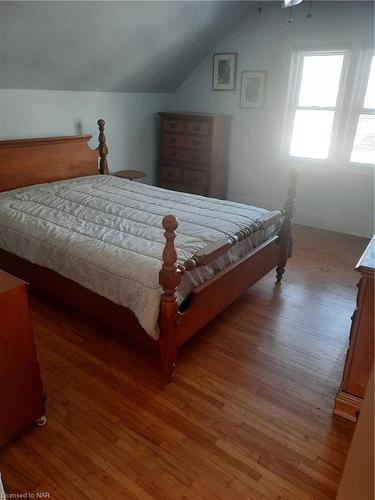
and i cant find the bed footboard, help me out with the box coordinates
[158,168,299,380]
[177,236,280,346]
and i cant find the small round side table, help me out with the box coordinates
[115,170,146,181]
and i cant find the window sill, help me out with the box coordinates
[276,156,374,177]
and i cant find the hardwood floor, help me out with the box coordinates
[0,225,369,499]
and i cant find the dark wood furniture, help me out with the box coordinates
[158,112,231,198]
[334,236,374,422]
[0,270,46,446]
[115,170,146,180]
[0,120,298,381]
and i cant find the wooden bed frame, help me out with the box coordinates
[0,120,298,380]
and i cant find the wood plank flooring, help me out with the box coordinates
[0,225,369,499]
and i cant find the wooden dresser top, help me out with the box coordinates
[0,269,26,294]
[356,236,375,276]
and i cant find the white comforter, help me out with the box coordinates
[0,175,281,339]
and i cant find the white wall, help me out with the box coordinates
[172,1,374,237]
[0,88,171,184]
[1,3,373,237]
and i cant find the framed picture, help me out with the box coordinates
[240,71,267,108]
[212,53,237,91]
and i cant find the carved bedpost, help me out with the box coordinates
[276,168,299,284]
[97,119,109,175]
[159,215,182,381]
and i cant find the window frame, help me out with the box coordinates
[281,48,350,165]
[342,48,375,167]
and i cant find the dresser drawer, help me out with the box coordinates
[163,133,209,151]
[160,165,182,183]
[160,181,207,196]
[181,149,209,164]
[183,169,209,187]
[162,147,209,165]
[186,121,209,136]
[161,147,179,162]
[162,119,184,133]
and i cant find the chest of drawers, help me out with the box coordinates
[334,236,374,422]
[158,112,231,198]
[0,270,45,445]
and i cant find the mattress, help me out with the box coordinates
[0,175,281,339]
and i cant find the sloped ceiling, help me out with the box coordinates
[0,1,255,92]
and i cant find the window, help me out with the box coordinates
[283,48,375,167]
[350,54,375,165]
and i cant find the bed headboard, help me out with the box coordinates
[0,119,108,192]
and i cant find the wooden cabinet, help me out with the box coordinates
[334,237,374,422]
[0,270,45,445]
[158,112,231,198]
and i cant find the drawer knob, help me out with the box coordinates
[169,122,177,129]
[193,139,201,146]
[169,137,177,144]
[193,125,201,132]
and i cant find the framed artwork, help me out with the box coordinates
[240,71,267,108]
[212,53,237,91]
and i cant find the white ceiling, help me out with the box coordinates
[0,1,255,92]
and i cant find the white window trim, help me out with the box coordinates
[342,47,374,168]
[280,44,374,175]
[281,48,350,165]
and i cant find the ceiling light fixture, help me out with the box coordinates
[281,0,303,28]
[281,0,303,7]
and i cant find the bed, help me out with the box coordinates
[0,120,298,380]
